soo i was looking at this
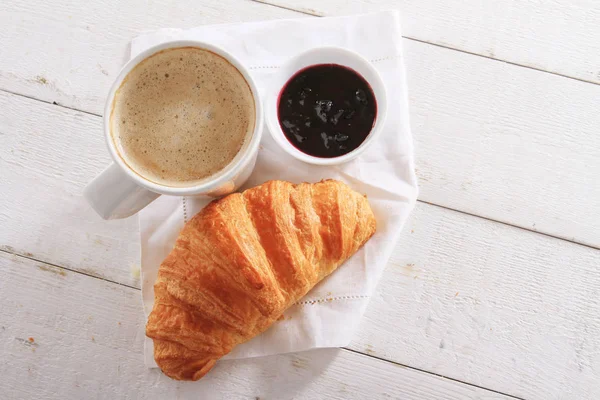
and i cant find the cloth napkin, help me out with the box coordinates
[136,11,418,368]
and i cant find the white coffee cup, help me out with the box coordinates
[84,40,263,220]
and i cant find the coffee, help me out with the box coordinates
[111,47,255,187]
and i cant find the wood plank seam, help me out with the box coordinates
[0,246,369,305]
[0,87,102,118]
[0,247,139,291]
[251,0,600,87]
[2,249,518,399]
[0,216,532,398]
[418,200,600,252]
[342,348,526,400]
[251,0,325,16]
[1,2,598,397]
[4,85,598,254]
[403,36,600,87]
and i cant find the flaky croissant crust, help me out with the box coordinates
[146,179,376,380]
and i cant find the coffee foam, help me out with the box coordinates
[111,47,255,187]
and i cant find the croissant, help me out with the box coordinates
[146,179,376,380]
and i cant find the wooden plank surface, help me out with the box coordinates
[0,251,513,400]
[257,0,600,84]
[0,91,140,286]
[2,0,600,398]
[0,0,304,114]
[3,89,600,398]
[404,38,600,248]
[357,203,600,400]
[3,19,600,250]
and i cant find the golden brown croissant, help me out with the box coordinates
[146,179,376,380]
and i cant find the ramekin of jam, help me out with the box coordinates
[266,47,387,165]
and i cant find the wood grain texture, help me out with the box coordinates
[405,38,600,248]
[0,0,304,114]
[0,91,140,287]
[0,251,512,400]
[2,0,599,247]
[2,88,599,399]
[1,1,600,398]
[257,0,600,84]
[355,203,600,400]
[3,21,600,251]
[1,80,600,397]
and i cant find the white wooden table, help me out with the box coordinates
[1,1,599,399]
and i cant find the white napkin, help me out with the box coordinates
[136,11,418,368]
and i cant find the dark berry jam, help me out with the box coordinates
[277,64,376,158]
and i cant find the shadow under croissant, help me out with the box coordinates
[153,348,340,398]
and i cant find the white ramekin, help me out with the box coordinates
[265,47,387,166]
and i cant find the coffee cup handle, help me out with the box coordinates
[83,163,160,220]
